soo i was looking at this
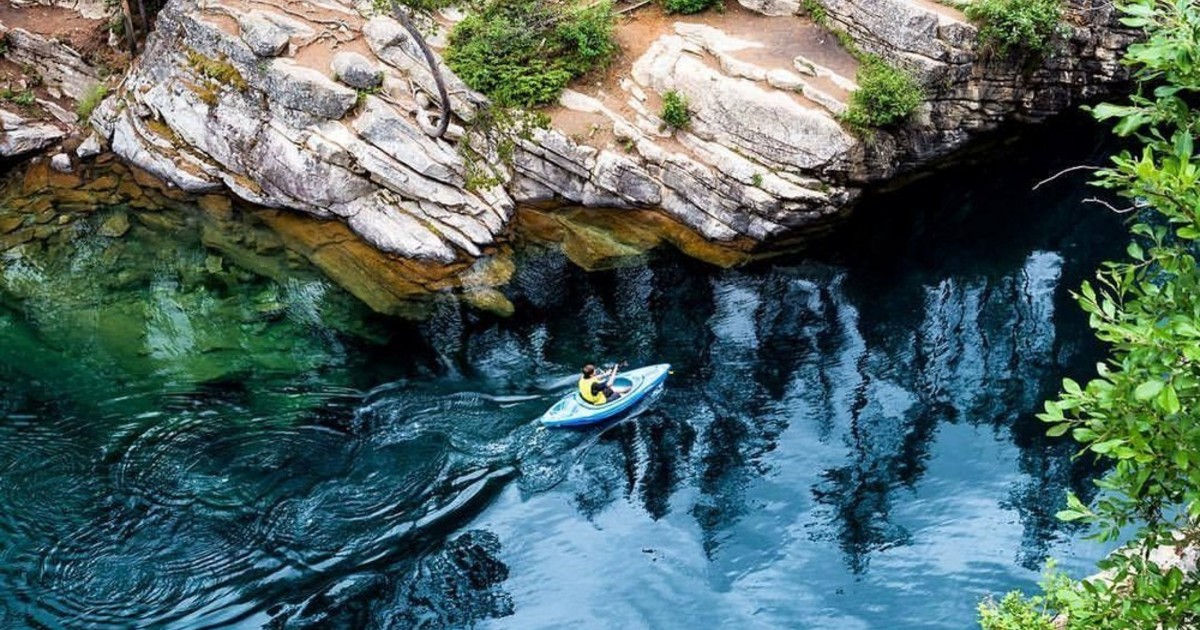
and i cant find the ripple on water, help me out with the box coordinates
[0,411,96,543]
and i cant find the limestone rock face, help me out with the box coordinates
[98,0,513,263]
[0,27,104,101]
[99,0,1133,266]
[805,0,1136,177]
[505,0,1134,241]
[0,109,65,158]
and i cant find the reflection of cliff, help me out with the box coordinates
[492,241,1105,577]
[804,252,1079,572]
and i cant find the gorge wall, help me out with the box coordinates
[3,0,1138,271]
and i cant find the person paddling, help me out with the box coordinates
[579,363,622,405]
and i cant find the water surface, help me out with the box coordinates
[0,119,1125,629]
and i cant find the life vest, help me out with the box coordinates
[579,376,606,405]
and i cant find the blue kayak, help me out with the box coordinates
[538,364,671,428]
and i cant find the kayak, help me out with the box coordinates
[538,364,671,428]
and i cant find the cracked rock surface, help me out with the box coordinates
[95,0,1135,261]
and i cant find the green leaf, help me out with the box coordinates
[1175,131,1194,160]
[1091,439,1125,454]
[1056,509,1088,522]
[1134,380,1164,400]
[1158,383,1181,415]
[1046,422,1071,437]
[1174,450,1189,470]
[1178,226,1200,240]
[1062,378,1081,395]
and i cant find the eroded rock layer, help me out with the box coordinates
[95,0,1135,261]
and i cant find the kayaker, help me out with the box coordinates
[579,364,621,405]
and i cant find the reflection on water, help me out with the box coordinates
[0,118,1126,629]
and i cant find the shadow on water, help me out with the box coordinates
[0,114,1131,630]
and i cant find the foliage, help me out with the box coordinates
[663,0,721,15]
[841,56,923,130]
[978,0,1200,628]
[109,11,126,38]
[373,0,458,13]
[964,0,1064,56]
[355,86,382,108]
[978,591,1056,630]
[800,0,826,25]
[75,83,109,120]
[1,87,36,107]
[660,90,691,129]
[445,0,617,107]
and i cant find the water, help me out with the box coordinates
[0,119,1126,629]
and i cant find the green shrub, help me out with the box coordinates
[964,0,1064,56]
[660,90,690,129]
[445,0,617,107]
[1,87,36,107]
[800,0,826,25]
[76,83,108,120]
[978,591,1056,630]
[841,56,923,130]
[663,0,720,15]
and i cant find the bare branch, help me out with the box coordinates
[1083,197,1139,214]
[617,0,652,14]
[388,1,451,139]
[1032,164,1101,191]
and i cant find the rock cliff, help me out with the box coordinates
[90,0,1135,263]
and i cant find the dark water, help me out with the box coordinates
[0,119,1126,629]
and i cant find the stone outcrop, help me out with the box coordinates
[94,0,1135,269]
[0,109,65,158]
[806,0,1136,177]
[0,3,119,163]
[0,25,105,101]
[95,0,512,263]
[509,0,1136,242]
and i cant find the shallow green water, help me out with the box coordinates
[0,120,1126,629]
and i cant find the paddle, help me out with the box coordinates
[606,361,630,394]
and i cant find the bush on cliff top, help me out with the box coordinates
[841,56,923,130]
[445,0,617,107]
[964,0,1064,57]
[660,90,691,128]
[662,0,722,16]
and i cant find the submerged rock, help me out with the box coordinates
[97,211,130,237]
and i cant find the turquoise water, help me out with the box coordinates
[0,120,1125,629]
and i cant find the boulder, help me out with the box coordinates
[97,211,130,237]
[263,59,358,119]
[76,133,103,159]
[239,11,291,57]
[50,153,73,172]
[331,51,383,89]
